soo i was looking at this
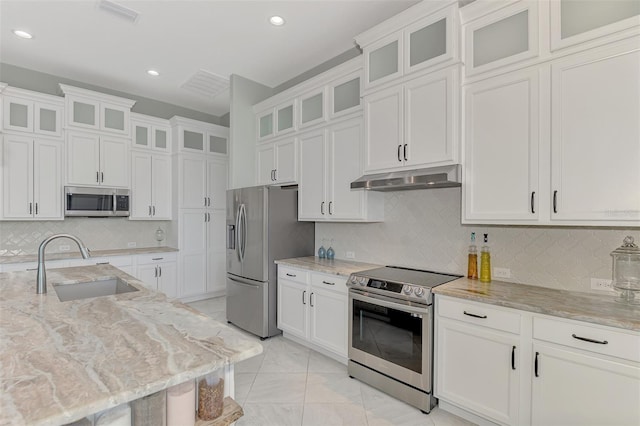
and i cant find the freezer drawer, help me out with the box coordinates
[226,274,269,338]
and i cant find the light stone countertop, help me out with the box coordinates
[0,246,179,265]
[0,265,262,426]
[433,278,640,331]
[275,256,381,277]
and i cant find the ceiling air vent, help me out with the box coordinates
[181,69,229,100]
[98,0,140,23]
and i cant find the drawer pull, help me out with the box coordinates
[463,311,487,319]
[322,280,335,286]
[286,273,297,277]
[572,334,608,345]
[152,257,163,261]
[534,352,539,377]
[96,262,110,265]
[511,346,516,370]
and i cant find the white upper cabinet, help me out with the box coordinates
[2,134,63,220]
[257,109,274,141]
[550,38,640,224]
[357,1,459,91]
[170,116,229,155]
[59,84,135,136]
[130,151,171,220]
[256,101,297,142]
[463,1,539,77]
[2,88,63,138]
[66,131,129,188]
[298,88,326,129]
[131,113,171,153]
[329,72,361,119]
[364,66,459,173]
[463,66,540,224]
[276,101,296,135]
[550,0,640,52]
[257,137,297,186]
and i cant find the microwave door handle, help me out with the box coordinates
[113,193,117,215]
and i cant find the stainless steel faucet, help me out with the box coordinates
[36,234,90,294]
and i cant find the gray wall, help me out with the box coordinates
[229,74,273,189]
[0,63,225,124]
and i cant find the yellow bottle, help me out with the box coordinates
[480,233,491,283]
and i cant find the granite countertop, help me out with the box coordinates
[0,265,262,426]
[433,278,640,331]
[275,256,381,277]
[0,246,179,265]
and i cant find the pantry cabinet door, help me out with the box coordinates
[33,139,63,219]
[2,135,34,218]
[131,151,152,219]
[180,155,207,208]
[152,155,172,219]
[550,39,640,223]
[463,67,540,224]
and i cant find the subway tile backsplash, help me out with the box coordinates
[0,218,171,256]
[315,189,638,294]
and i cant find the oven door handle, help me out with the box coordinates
[349,290,428,315]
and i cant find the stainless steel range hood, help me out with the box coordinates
[351,165,461,191]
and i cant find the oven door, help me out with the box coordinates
[349,289,432,392]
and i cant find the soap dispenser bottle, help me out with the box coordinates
[467,232,478,280]
[480,233,492,283]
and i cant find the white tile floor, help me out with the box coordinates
[188,297,476,426]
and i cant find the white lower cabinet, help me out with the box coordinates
[277,265,348,359]
[68,255,135,276]
[435,295,640,426]
[135,253,177,298]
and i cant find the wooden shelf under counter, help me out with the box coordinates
[196,397,244,426]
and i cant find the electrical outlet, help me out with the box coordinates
[493,267,511,279]
[345,251,355,259]
[591,278,614,291]
[59,245,70,252]
[127,242,137,248]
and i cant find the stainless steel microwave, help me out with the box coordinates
[65,186,130,217]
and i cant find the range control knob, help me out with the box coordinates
[403,286,413,295]
[358,277,367,286]
[349,276,357,285]
[414,287,425,297]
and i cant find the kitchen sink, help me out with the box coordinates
[53,277,139,302]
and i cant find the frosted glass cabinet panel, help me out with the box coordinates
[38,108,57,133]
[3,96,62,137]
[72,100,97,126]
[135,125,149,147]
[259,112,273,139]
[369,39,400,84]
[277,104,294,133]
[103,107,125,131]
[155,129,168,150]
[410,18,447,67]
[332,77,360,116]
[9,102,30,129]
[183,130,204,151]
[209,134,227,154]
[552,0,640,50]
[300,91,325,126]
[465,2,538,76]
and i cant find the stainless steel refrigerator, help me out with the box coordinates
[226,186,315,339]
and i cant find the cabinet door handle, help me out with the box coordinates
[302,290,306,305]
[463,311,487,319]
[403,144,408,161]
[328,201,333,215]
[29,202,33,215]
[273,169,277,181]
[572,334,608,345]
[534,352,539,377]
[207,197,211,206]
[35,203,38,215]
[397,145,402,162]
[531,191,535,214]
[286,273,297,277]
[511,346,516,370]
[158,266,162,277]
[321,201,325,215]
[553,190,558,213]
[101,172,104,183]
[322,280,335,286]
[149,206,152,216]
[204,197,208,206]
[152,206,156,216]
[154,266,158,278]
[205,212,207,222]
[310,292,314,307]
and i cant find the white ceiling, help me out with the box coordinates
[0,0,418,117]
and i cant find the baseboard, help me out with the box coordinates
[438,400,500,426]
[281,332,348,365]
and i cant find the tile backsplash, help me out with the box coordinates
[315,189,638,294]
[0,219,172,256]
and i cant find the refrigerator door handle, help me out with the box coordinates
[235,205,243,262]
[228,275,260,289]
[239,203,247,262]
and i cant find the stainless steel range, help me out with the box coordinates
[347,266,461,413]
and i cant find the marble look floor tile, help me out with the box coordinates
[236,403,304,426]
[428,407,477,426]
[266,336,311,355]
[304,373,363,405]
[233,373,256,405]
[307,352,347,374]
[246,373,307,404]
[301,403,368,426]
[235,353,265,373]
[260,348,310,373]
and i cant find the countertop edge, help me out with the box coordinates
[275,256,381,277]
[0,246,179,265]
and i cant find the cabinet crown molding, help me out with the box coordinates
[459,0,525,24]
[169,115,229,135]
[130,112,171,127]
[355,0,458,48]
[58,83,136,108]
[2,85,64,105]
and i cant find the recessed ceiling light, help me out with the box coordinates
[13,30,33,39]
[147,69,160,77]
[269,15,285,26]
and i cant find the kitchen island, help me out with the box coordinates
[0,265,262,426]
